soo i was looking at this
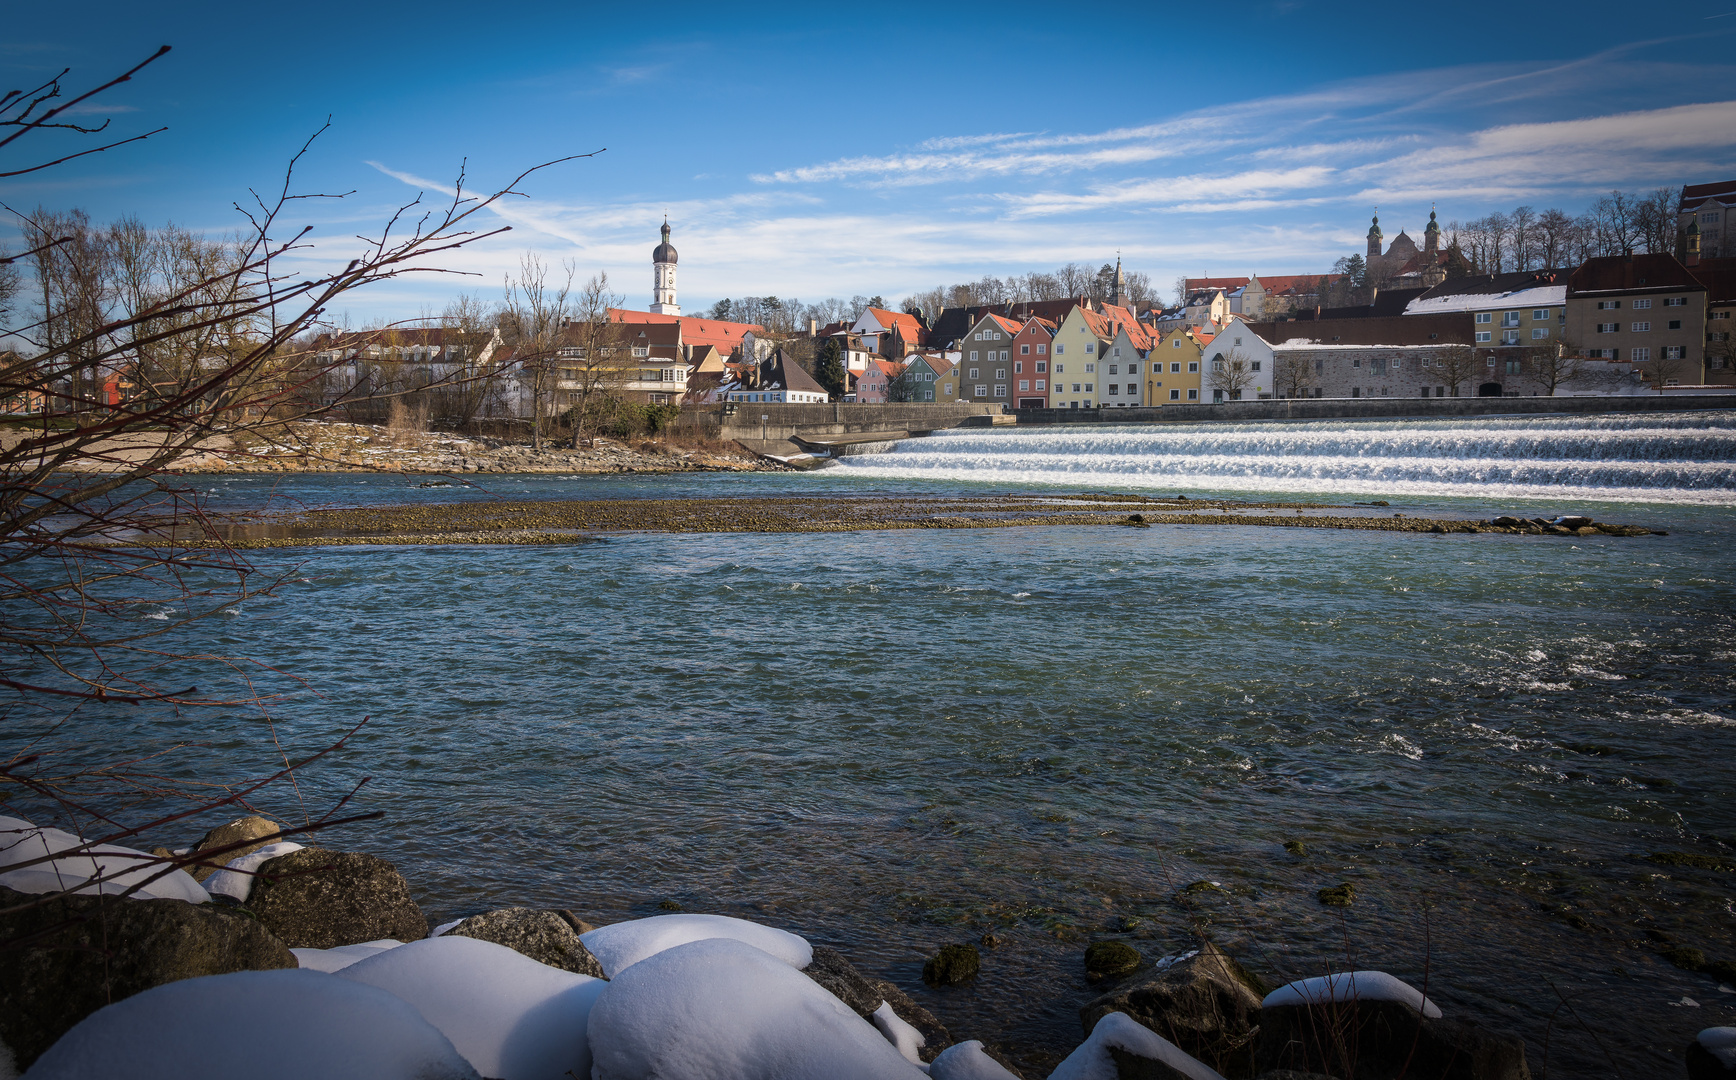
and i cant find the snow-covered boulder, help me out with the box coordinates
[1256,971,1529,1080]
[246,847,428,948]
[1050,1011,1225,1080]
[22,968,479,1080]
[0,816,208,903]
[292,938,405,973]
[579,912,812,978]
[204,841,303,902]
[1690,1027,1736,1078]
[1260,970,1441,1018]
[0,882,293,1068]
[443,906,605,977]
[586,936,925,1080]
[1079,941,1262,1076]
[926,1041,1022,1080]
[804,945,951,1061]
[337,934,606,1080]
[186,814,286,882]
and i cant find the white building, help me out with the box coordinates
[649,219,679,316]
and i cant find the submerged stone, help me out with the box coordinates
[924,943,981,986]
[1317,883,1355,907]
[1085,940,1142,981]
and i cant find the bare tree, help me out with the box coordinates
[1523,340,1586,396]
[1272,350,1314,398]
[1,51,596,916]
[429,292,503,425]
[556,271,628,445]
[1206,348,1255,401]
[1536,208,1574,268]
[501,253,575,449]
[1432,345,1480,397]
[1637,347,1695,391]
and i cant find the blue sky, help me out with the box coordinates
[6,0,1736,322]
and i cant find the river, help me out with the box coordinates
[13,411,1736,1076]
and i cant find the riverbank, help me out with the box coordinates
[0,419,783,475]
[158,494,1665,548]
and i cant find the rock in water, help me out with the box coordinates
[25,968,480,1080]
[1085,940,1143,981]
[923,943,981,986]
[0,884,294,1068]
[444,906,606,978]
[248,847,428,949]
[1257,971,1528,1080]
[187,814,285,882]
[805,945,953,1061]
[1050,1011,1223,1080]
[1079,941,1262,1078]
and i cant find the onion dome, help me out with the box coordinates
[653,219,678,265]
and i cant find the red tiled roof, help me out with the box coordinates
[1184,277,1250,292]
[1690,257,1736,304]
[865,308,925,341]
[1681,179,1736,209]
[608,309,766,353]
[1256,273,1346,295]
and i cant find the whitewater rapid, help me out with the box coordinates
[825,411,1736,505]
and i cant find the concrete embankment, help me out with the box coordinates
[1011,393,1736,426]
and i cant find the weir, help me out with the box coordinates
[826,410,1736,505]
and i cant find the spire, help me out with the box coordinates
[1366,207,1383,259]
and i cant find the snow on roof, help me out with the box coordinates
[1404,283,1565,314]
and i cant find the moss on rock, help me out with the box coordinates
[923,943,981,986]
[1084,940,1142,981]
[1317,882,1356,907]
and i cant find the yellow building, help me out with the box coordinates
[1147,327,1209,403]
[1048,306,1115,409]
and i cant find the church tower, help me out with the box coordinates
[1423,207,1441,259]
[1366,210,1383,259]
[650,218,680,316]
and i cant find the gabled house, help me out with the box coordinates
[1048,306,1118,409]
[1010,316,1056,408]
[1148,327,1209,404]
[957,313,1022,403]
[1199,317,1277,402]
[901,353,959,403]
[719,347,830,404]
[850,307,927,354]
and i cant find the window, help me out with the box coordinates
[1668,319,1682,330]
[1036,361,1047,372]
[1505,359,1522,375]
[1188,361,1199,373]
[1704,211,1723,223]
[1001,351,1010,361]
[1476,312,1492,323]
[1014,361,1023,373]
[975,385,988,397]
[1596,323,1618,333]
[925,372,933,381]
[1632,322,1650,332]
[1055,363,1064,373]
[1170,389,1181,400]
[1315,358,1324,373]
[1352,387,1360,398]
[1172,339,1181,348]
[1071,383,1081,392]
[1532,309,1552,321]
[1632,347,1651,362]
[1353,358,1362,368]
[1084,343,1095,354]
[1170,362,1181,373]
[1532,327,1549,339]
[994,385,1007,397]
[995,369,1006,380]
[1055,344,1065,354]
[1251,361,1262,372]
[943,384,952,394]
[1597,300,1621,310]
[631,346,650,357]
[1035,380,1045,391]
[1665,346,1685,360]
[1085,363,1095,373]
[968,368,978,379]
[969,350,979,361]
[1502,330,1521,345]
[1084,383,1093,392]
[1108,384,1119,395]
[1113,347,1122,357]
[1665,297,1688,307]
[1632,299,1652,310]
[1108,364,1118,375]
[1037,343,1048,354]
[1234,337,1243,345]
[1501,311,1521,327]
[1188,388,1199,400]
[1020,344,1029,354]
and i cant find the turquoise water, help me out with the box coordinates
[11,413,1736,1075]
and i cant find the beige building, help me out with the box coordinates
[1679,180,1734,259]
[1565,253,1707,384]
[1147,327,1208,403]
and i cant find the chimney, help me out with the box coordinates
[809,318,818,336]
[1625,248,1634,261]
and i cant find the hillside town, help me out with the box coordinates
[9,182,1736,426]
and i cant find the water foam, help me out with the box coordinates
[828,412,1736,505]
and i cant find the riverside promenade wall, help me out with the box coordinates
[677,402,1002,454]
[1012,393,1736,426]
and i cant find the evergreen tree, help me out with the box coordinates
[813,337,847,400]
[1443,242,1474,280]
[708,298,733,321]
